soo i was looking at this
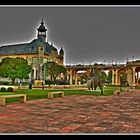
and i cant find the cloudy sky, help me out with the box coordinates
[0,6,140,65]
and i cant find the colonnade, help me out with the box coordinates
[66,66,139,86]
[30,63,140,86]
[30,64,44,81]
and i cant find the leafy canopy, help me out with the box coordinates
[0,57,31,82]
[46,61,66,80]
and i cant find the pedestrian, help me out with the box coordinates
[42,82,44,90]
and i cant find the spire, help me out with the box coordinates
[61,46,63,49]
[37,19,47,32]
[59,47,64,55]
[41,19,44,25]
[37,19,47,42]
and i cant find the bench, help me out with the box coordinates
[48,91,64,99]
[0,94,26,106]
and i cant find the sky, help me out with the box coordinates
[0,6,140,65]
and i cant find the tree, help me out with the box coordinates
[80,72,89,84]
[0,57,31,84]
[93,68,107,83]
[46,61,66,81]
[120,71,127,86]
[106,70,112,85]
[93,67,102,78]
[100,71,107,83]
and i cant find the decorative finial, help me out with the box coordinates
[41,19,44,25]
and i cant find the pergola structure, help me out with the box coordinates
[65,60,140,86]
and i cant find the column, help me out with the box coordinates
[70,69,73,85]
[33,65,36,80]
[112,69,115,85]
[132,67,136,86]
[126,68,132,86]
[136,72,139,85]
[115,69,119,85]
[37,64,40,80]
[75,72,78,85]
[66,70,69,80]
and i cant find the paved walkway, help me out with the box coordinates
[0,90,140,134]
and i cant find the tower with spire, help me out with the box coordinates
[57,47,64,65]
[0,19,64,84]
[37,19,47,42]
[59,47,64,59]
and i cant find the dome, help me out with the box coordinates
[37,19,47,32]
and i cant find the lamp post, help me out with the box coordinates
[112,59,114,65]
[116,60,117,65]
[132,56,134,62]
[75,60,77,66]
[104,60,106,65]
[90,60,92,66]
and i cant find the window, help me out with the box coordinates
[40,47,43,51]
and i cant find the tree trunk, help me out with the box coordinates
[12,78,15,85]
[50,76,53,80]
[53,76,56,81]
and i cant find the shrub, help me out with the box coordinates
[0,81,9,85]
[54,80,69,85]
[0,87,6,92]
[3,82,9,85]
[45,80,54,87]
[59,80,68,85]
[0,81,3,85]
[7,87,13,92]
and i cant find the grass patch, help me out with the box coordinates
[0,87,115,103]
[0,87,115,104]
[0,92,15,95]
[135,86,140,89]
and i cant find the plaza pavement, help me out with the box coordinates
[0,90,140,134]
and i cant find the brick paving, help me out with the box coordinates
[0,90,140,134]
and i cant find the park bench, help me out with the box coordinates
[48,91,64,99]
[0,94,26,106]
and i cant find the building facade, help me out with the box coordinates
[0,20,64,84]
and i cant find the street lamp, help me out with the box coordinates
[90,60,92,66]
[75,60,77,66]
[132,56,134,62]
[83,60,84,66]
[112,59,114,65]
[104,60,106,65]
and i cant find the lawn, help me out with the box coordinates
[0,86,116,104]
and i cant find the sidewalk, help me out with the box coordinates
[0,90,140,133]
